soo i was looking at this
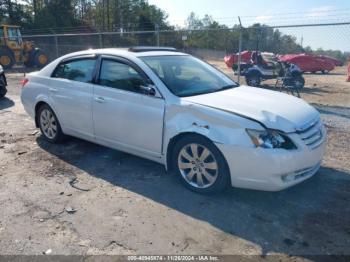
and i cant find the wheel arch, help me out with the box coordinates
[34,101,49,127]
[166,131,228,172]
[246,68,262,77]
[34,100,59,128]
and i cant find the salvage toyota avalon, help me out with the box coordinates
[21,47,326,194]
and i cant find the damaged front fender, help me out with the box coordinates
[163,101,263,169]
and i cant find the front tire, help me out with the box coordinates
[33,50,49,68]
[172,135,230,194]
[38,104,65,143]
[245,74,261,87]
[292,76,305,89]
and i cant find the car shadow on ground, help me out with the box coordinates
[36,136,350,256]
[0,97,15,110]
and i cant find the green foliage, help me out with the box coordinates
[1,0,170,32]
[0,1,347,60]
[183,15,306,55]
[0,0,33,27]
[310,48,349,63]
[33,0,82,30]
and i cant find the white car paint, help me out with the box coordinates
[184,86,319,133]
[21,48,326,191]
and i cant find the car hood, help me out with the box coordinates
[183,86,319,133]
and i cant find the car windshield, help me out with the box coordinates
[141,55,238,97]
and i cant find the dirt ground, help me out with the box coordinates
[211,61,350,108]
[0,63,350,258]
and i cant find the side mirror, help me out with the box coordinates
[140,84,157,96]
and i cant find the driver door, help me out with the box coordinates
[92,56,165,156]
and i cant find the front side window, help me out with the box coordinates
[98,59,147,94]
[7,28,20,41]
[52,59,96,83]
[141,55,238,97]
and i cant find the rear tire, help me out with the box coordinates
[0,50,15,70]
[37,104,65,143]
[245,74,261,87]
[172,135,230,194]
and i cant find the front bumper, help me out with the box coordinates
[216,128,326,191]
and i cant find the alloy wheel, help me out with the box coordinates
[177,143,219,189]
[40,109,58,139]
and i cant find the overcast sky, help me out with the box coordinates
[148,0,350,51]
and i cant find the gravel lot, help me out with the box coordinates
[0,66,349,258]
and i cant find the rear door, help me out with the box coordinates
[92,56,165,155]
[49,56,97,139]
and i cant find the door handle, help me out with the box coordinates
[49,88,58,93]
[94,97,106,103]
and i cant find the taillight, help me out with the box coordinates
[21,78,29,88]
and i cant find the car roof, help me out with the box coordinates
[61,48,188,60]
[37,48,189,77]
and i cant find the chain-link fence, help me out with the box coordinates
[21,22,350,64]
[16,22,350,101]
[21,29,238,61]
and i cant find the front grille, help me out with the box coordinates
[297,117,324,149]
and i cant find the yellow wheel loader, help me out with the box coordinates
[0,25,49,69]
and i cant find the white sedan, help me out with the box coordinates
[21,47,326,194]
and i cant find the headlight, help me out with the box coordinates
[246,129,296,149]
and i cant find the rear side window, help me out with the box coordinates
[52,58,96,83]
[98,59,147,94]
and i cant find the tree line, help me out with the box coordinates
[183,13,349,62]
[0,1,348,61]
[0,0,170,32]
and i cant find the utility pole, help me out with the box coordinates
[106,0,110,30]
[102,0,105,31]
[119,0,123,32]
[33,0,38,22]
[300,36,304,49]
[155,24,160,46]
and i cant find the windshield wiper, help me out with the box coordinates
[214,84,237,93]
[177,84,238,97]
